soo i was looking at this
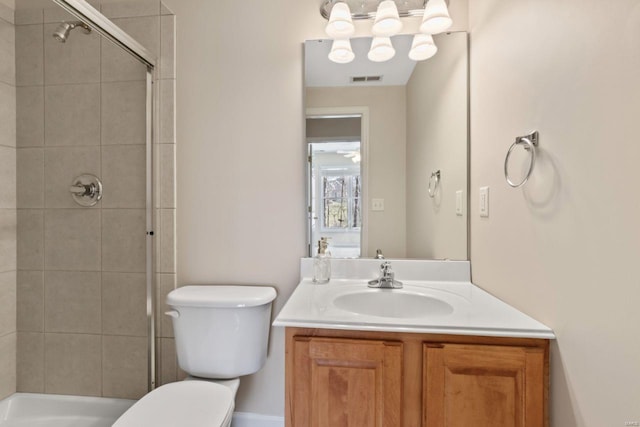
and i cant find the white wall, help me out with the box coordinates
[160,0,326,416]
[469,0,640,425]
[306,86,407,258]
[406,32,468,260]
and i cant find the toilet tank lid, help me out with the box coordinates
[167,285,277,308]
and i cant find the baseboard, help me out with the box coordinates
[232,412,284,427]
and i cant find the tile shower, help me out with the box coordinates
[0,0,178,402]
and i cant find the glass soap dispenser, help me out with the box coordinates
[313,237,331,284]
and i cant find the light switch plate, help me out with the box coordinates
[456,190,464,216]
[372,198,385,211]
[479,187,489,217]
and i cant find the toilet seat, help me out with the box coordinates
[113,381,234,427]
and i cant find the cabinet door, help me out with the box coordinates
[423,344,545,427]
[290,337,403,427]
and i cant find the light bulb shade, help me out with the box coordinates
[325,2,355,38]
[328,39,355,64]
[372,0,403,37]
[368,37,395,62]
[420,0,452,34]
[409,34,438,61]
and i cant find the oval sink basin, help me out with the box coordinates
[332,291,454,319]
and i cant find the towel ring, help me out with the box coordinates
[428,170,440,198]
[504,131,539,188]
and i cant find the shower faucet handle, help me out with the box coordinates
[69,174,103,207]
[69,184,93,196]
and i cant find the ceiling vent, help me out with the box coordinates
[351,75,382,83]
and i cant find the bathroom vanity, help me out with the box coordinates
[274,259,554,427]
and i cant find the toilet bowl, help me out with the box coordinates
[113,285,277,427]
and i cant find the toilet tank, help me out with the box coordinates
[166,285,277,379]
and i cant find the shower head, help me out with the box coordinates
[52,21,91,43]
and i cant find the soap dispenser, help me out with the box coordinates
[313,237,331,284]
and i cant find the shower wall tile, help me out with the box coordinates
[44,23,100,85]
[44,333,102,396]
[17,148,44,208]
[160,15,175,79]
[0,209,17,273]
[0,146,16,207]
[159,79,175,143]
[160,2,174,16]
[15,24,44,86]
[101,0,160,19]
[44,146,101,208]
[17,209,42,270]
[159,144,175,209]
[17,332,44,393]
[45,83,100,146]
[0,16,15,85]
[0,333,16,400]
[158,337,177,385]
[102,81,146,145]
[0,82,16,147]
[15,9,43,26]
[101,144,146,208]
[102,335,147,399]
[102,272,146,336]
[17,86,44,147]
[156,273,175,338]
[44,271,101,334]
[101,16,158,82]
[159,209,175,273]
[102,209,145,272]
[43,0,101,23]
[17,270,44,332]
[0,271,16,336]
[44,209,101,271]
[0,4,13,24]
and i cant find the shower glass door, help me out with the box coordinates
[14,0,166,400]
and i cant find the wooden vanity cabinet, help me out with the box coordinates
[285,328,549,427]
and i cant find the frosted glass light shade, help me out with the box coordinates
[328,39,355,64]
[372,1,403,37]
[409,34,438,61]
[368,37,395,62]
[325,2,355,38]
[420,0,452,34]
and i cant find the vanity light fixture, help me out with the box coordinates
[420,0,452,34]
[372,1,403,37]
[408,33,437,61]
[368,37,396,62]
[325,1,355,38]
[329,38,356,63]
[321,0,452,64]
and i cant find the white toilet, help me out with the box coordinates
[114,285,277,427]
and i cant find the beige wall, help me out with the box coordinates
[469,0,640,425]
[0,1,16,401]
[406,32,468,260]
[161,0,469,417]
[306,86,407,258]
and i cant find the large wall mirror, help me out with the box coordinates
[305,32,469,260]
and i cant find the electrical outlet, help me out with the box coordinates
[371,198,385,211]
[479,187,489,217]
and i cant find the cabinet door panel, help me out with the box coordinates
[424,344,545,427]
[291,337,402,427]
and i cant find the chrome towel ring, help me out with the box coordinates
[504,131,539,188]
[428,170,440,198]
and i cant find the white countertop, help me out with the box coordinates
[273,259,555,340]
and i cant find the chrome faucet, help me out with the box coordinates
[368,261,403,289]
[375,249,384,259]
